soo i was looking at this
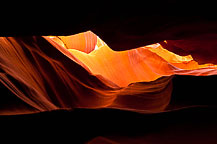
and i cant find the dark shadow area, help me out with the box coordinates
[1,1,217,50]
[1,75,217,143]
[170,75,217,107]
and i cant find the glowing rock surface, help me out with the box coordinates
[0,31,217,115]
[45,31,217,87]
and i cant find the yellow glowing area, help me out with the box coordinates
[45,31,217,87]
